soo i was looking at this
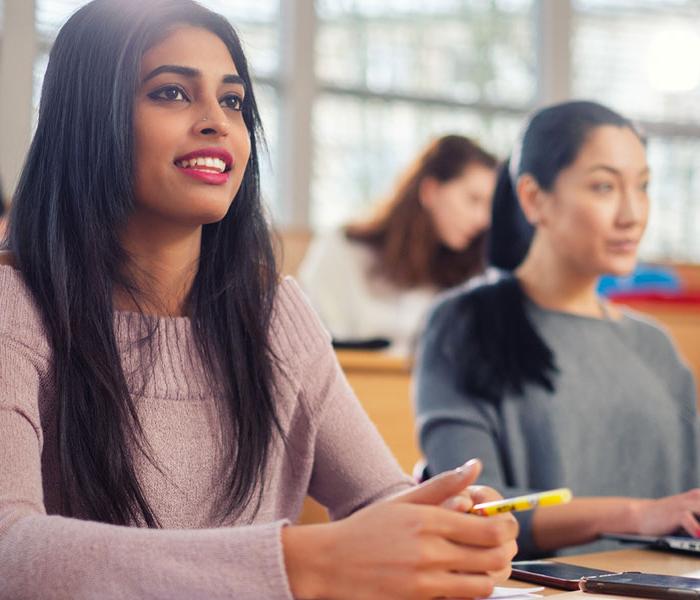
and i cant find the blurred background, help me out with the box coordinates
[2,0,700,263]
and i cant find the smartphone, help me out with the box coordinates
[580,572,700,599]
[511,560,614,590]
[331,337,391,350]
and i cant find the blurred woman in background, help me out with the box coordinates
[300,134,497,353]
[415,100,699,558]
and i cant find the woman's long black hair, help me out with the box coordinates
[8,0,279,526]
[461,101,642,401]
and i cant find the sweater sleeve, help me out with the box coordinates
[0,272,296,600]
[305,347,414,519]
[274,277,413,520]
[413,295,540,555]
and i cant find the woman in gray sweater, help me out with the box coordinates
[415,100,700,558]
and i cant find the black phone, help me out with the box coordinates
[331,337,391,350]
[510,560,614,590]
[580,571,700,599]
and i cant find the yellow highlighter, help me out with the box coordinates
[470,487,572,516]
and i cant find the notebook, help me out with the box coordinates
[602,532,700,555]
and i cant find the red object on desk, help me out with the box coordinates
[609,291,700,306]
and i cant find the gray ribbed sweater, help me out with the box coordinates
[0,265,411,599]
[415,282,698,557]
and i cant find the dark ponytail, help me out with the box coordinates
[463,100,641,401]
[487,159,534,271]
[458,276,556,402]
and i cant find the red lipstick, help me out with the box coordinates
[173,147,234,186]
[179,169,230,185]
[175,147,233,168]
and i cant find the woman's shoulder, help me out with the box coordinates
[619,307,690,369]
[312,228,366,252]
[270,276,332,366]
[0,253,32,314]
[0,257,50,356]
[297,229,377,317]
[420,271,555,403]
[421,271,518,365]
[427,270,513,330]
[300,229,373,273]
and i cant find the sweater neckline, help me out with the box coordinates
[0,264,193,325]
[525,295,629,326]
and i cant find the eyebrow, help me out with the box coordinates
[586,165,650,177]
[142,64,246,88]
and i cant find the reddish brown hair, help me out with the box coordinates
[346,135,497,289]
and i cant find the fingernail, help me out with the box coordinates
[455,458,479,475]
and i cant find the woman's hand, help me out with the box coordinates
[283,459,519,600]
[447,483,517,584]
[632,489,700,538]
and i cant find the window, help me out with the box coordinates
[312,0,536,229]
[316,0,535,105]
[313,95,523,228]
[34,1,279,80]
[644,137,700,261]
[573,0,700,260]
[0,0,4,75]
[19,1,700,261]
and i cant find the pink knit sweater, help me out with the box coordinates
[0,264,412,599]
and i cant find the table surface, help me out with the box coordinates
[334,349,411,372]
[503,547,700,598]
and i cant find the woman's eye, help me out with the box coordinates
[220,94,244,111]
[592,182,614,194]
[149,86,188,102]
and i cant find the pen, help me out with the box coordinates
[470,487,573,516]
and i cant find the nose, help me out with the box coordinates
[193,103,230,138]
[616,185,645,227]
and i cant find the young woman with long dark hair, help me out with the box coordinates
[0,1,517,597]
[299,135,497,353]
[415,101,699,558]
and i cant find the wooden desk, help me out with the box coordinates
[503,548,700,598]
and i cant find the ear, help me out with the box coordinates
[516,174,547,226]
[418,176,439,210]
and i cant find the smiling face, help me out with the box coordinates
[420,164,496,251]
[132,25,251,227]
[529,125,650,277]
